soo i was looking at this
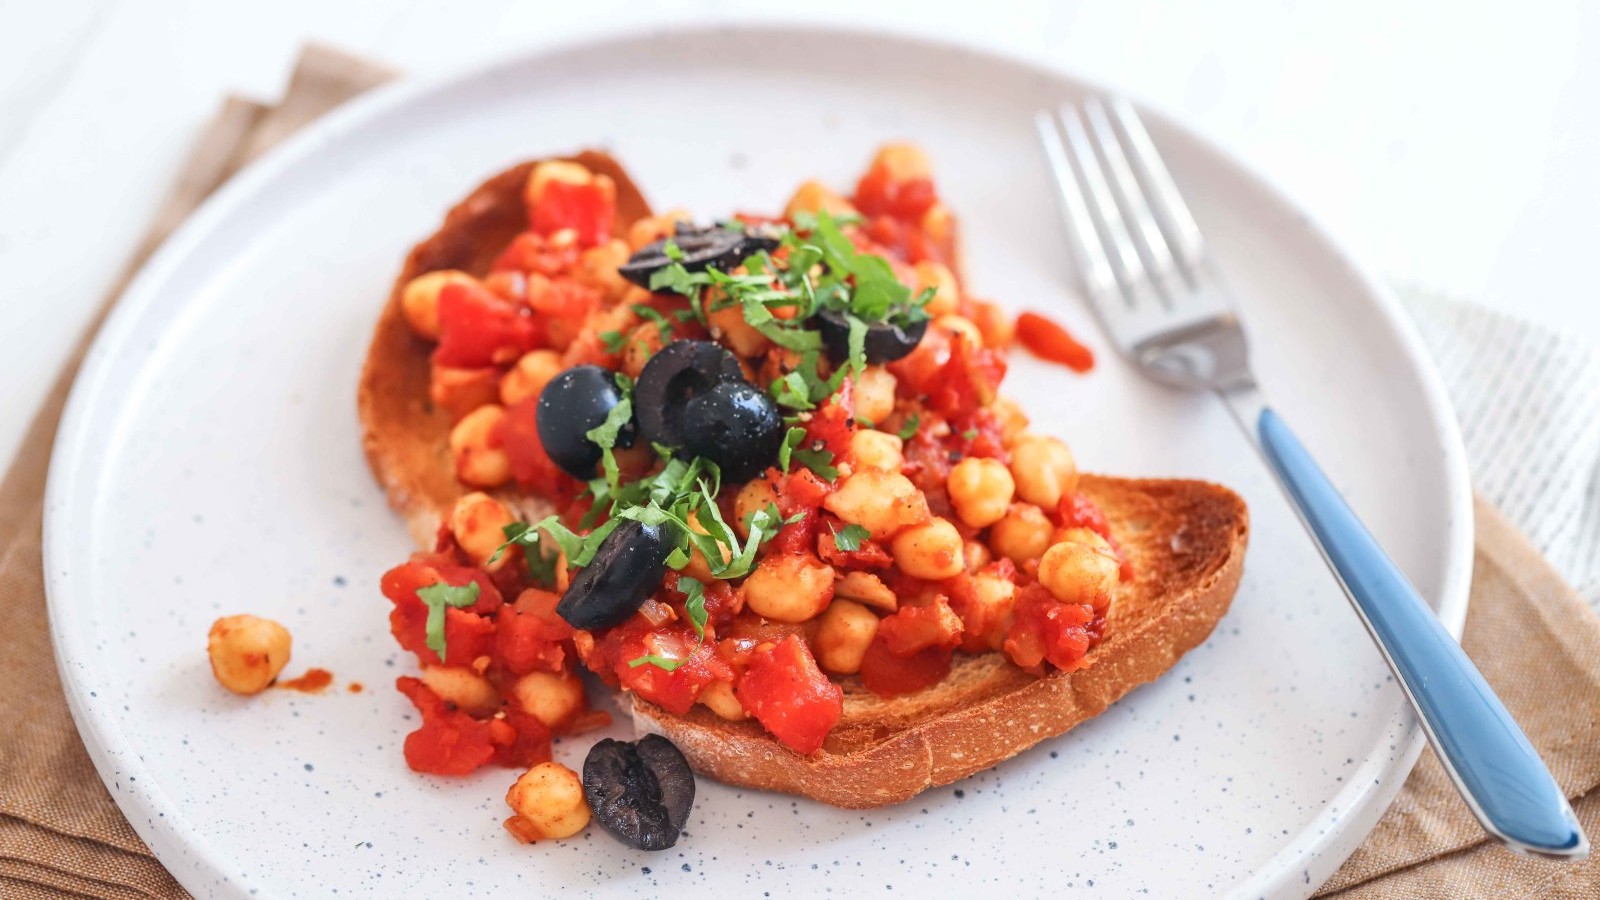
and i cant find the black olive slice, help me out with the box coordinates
[583,734,696,851]
[814,308,929,366]
[633,339,745,448]
[554,520,672,630]
[535,365,635,479]
[676,381,785,482]
[618,223,782,290]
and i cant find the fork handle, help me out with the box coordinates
[1245,402,1586,859]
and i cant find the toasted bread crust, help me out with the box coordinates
[633,475,1248,807]
[357,152,653,546]
[359,155,1248,808]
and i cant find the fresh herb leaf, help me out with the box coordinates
[778,425,808,472]
[896,414,921,441]
[585,389,634,492]
[845,314,868,375]
[599,329,627,354]
[961,428,978,441]
[416,581,480,662]
[631,304,675,342]
[792,445,839,480]
[830,523,871,552]
[662,240,684,261]
[628,577,709,671]
[772,370,815,411]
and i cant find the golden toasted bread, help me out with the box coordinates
[359,152,1248,808]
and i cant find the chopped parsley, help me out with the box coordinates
[416,581,480,662]
[830,523,872,552]
[627,577,708,671]
[598,329,627,354]
[896,414,921,441]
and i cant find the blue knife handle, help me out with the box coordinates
[1256,406,1586,858]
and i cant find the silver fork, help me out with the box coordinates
[1035,98,1586,860]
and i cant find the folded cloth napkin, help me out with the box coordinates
[0,43,1596,900]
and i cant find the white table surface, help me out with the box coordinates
[3,0,1597,474]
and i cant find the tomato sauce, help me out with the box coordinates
[277,668,334,693]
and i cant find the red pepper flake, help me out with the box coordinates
[278,668,334,693]
[1016,312,1095,372]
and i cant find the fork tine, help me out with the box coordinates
[1058,104,1149,297]
[1107,97,1206,273]
[1082,98,1180,297]
[1033,111,1117,302]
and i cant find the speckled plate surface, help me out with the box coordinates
[45,21,1472,900]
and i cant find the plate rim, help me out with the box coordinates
[43,17,1474,899]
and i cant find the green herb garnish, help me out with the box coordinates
[416,581,480,662]
[830,523,872,552]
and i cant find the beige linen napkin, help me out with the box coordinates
[0,43,1595,899]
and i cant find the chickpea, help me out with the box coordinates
[969,299,1015,348]
[733,479,779,539]
[935,314,983,349]
[990,503,1053,563]
[852,366,898,425]
[576,238,631,300]
[207,615,291,695]
[680,510,732,583]
[815,600,880,674]
[959,571,1016,651]
[500,350,563,407]
[697,680,747,721]
[946,457,1015,529]
[913,260,960,317]
[1009,435,1079,509]
[1051,526,1112,553]
[991,397,1030,446]
[420,665,500,717]
[505,762,590,840]
[449,404,511,488]
[834,571,898,612]
[400,269,476,340]
[847,430,904,473]
[1038,539,1121,605]
[891,517,966,580]
[620,322,665,378]
[509,670,585,727]
[785,179,856,219]
[822,470,929,540]
[870,143,933,182]
[431,365,501,421]
[962,540,993,572]
[742,553,834,623]
[705,294,770,356]
[448,492,515,570]
[627,208,691,251]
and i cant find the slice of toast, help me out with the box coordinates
[634,475,1247,807]
[359,152,1249,808]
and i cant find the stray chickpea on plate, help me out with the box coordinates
[209,143,1247,852]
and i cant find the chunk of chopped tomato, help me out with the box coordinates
[395,677,501,775]
[735,636,843,755]
[529,179,615,248]
[500,396,582,503]
[492,231,582,277]
[1002,584,1101,673]
[858,636,952,699]
[603,618,732,716]
[877,598,963,656]
[434,280,541,368]
[817,522,893,570]
[382,560,501,667]
[494,589,572,676]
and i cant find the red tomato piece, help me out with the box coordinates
[529,179,615,248]
[817,523,893,570]
[608,619,732,716]
[434,280,541,368]
[499,396,581,502]
[491,231,582,276]
[494,589,573,676]
[735,636,843,755]
[382,560,501,667]
[855,169,939,221]
[1016,312,1095,373]
[804,380,856,460]
[877,599,964,656]
[858,636,952,699]
[395,677,500,775]
[1002,584,1101,673]
[492,706,556,770]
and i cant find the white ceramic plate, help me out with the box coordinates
[45,22,1472,900]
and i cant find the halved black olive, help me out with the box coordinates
[555,520,672,630]
[633,339,745,448]
[536,365,635,479]
[815,308,928,365]
[583,734,696,851]
[618,222,782,290]
[677,381,785,482]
